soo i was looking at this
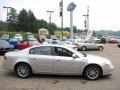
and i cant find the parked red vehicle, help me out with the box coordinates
[16,40,40,50]
[108,38,118,44]
[16,41,32,50]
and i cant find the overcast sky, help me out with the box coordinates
[0,0,120,31]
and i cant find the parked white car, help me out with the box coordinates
[74,40,104,51]
[1,34,9,40]
[14,34,23,41]
[43,39,77,50]
[3,44,113,80]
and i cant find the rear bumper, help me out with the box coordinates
[3,60,14,71]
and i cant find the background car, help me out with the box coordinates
[16,40,40,50]
[1,34,9,41]
[0,39,14,54]
[3,45,114,80]
[43,39,77,50]
[9,38,20,48]
[74,40,104,51]
[108,37,118,44]
[14,34,23,41]
[26,32,36,40]
[16,41,31,50]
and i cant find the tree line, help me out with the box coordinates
[0,8,79,35]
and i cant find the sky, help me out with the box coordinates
[0,0,120,31]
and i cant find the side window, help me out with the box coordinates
[54,47,73,57]
[29,46,52,55]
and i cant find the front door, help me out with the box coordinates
[53,47,81,74]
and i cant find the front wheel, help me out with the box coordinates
[98,46,103,51]
[15,63,32,78]
[83,65,102,80]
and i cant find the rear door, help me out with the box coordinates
[29,46,54,73]
[85,41,96,49]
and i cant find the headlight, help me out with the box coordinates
[104,63,111,67]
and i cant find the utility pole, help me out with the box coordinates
[3,6,12,31]
[83,6,89,36]
[3,6,12,23]
[46,10,54,37]
[59,0,63,39]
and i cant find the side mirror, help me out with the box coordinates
[72,54,78,58]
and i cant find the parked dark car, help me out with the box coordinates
[0,39,15,54]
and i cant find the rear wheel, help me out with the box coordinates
[15,63,32,78]
[81,46,86,51]
[83,65,102,80]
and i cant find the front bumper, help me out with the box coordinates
[103,64,114,76]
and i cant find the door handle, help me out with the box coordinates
[31,58,37,60]
[57,60,62,63]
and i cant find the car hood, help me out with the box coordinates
[85,54,111,64]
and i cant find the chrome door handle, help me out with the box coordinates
[57,60,62,63]
[31,58,37,60]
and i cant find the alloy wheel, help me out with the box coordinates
[16,64,31,78]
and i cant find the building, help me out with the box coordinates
[38,28,49,36]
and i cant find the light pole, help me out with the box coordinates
[59,0,63,39]
[3,6,12,23]
[83,6,89,36]
[46,11,54,36]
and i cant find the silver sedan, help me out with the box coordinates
[3,45,114,80]
[74,40,104,51]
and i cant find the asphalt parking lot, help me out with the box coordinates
[0,44,120,90]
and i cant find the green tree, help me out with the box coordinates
[27,10,37,32]
[64,27,70,32]
[7,8,18,31]
[73,26,77,33]
[36,19,48,29]
[48,23,58,35]
[17,9,28,32]
[92,31,97,37]
[17,9,38,33]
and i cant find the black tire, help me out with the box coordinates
[98,46,103,51]
[77,48,81,51]
[81,46,86,51]
[15,63,32,78]
[83,65,102,80]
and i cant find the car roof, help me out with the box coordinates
[21,44,73,52]
[30,44,71,48]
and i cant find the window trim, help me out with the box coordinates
[29,46,53,55]
[53,46,74,57]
